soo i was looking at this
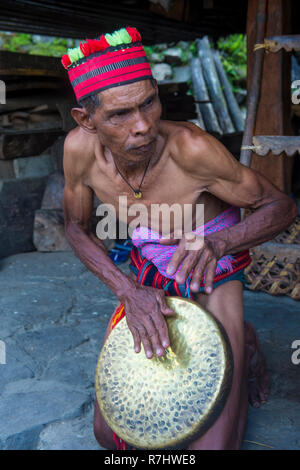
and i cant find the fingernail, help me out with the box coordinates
[206,286,212,294]
[156,348,163,356]
[166,266,175,275]
[146,351,153,358]
[162,340,169,348]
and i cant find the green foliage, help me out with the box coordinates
[0,31,75,57]
[143,44,159,57]
[216,34,247,93]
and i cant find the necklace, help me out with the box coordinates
[114,155,152,199]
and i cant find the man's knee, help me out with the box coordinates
[93,399,115,449]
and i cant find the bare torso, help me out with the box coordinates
[68,119,230,234]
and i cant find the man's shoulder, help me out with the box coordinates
[163,120,212,170]
[63,126,96,179]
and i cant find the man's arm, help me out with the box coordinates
[63,136,173,358]
[164,128,298,293]
[63,138,133,299]
[199,133,297,254]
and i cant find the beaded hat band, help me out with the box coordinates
[61,27,153,102]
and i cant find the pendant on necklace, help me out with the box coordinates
[134,190,142,199]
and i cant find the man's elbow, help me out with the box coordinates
[280,195,298,228]
[290,198,298,223]
[64,219,86,247]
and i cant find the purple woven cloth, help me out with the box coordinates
[131,205,241,280]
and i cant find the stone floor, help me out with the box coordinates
[0,251,299,450]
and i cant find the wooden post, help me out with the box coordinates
[246,0,294,193]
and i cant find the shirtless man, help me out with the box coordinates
[61,28,297,450]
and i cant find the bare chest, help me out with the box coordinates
[85,156,209,234]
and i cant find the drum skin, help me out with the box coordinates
[95,297,234,449]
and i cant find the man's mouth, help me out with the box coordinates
[135,140,155,153]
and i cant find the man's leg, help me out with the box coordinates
[94,311,119,449]
[188,280,248,450]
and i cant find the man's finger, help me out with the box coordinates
[141,315,165,357]
[127,323,141,353]
[146,316,166,357]
[204,260,217,295]
[157,294,174,316]
[189,262,205,292]
[175,251,199,285]
[150,309,170,349]
[189,250,210,291]
[166,240,187,276]
[159,236,179,245]
[138,326,154,359]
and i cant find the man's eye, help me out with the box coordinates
[142,98,153,107]
[115,110,128,117]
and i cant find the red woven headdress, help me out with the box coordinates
[61,27,153,103]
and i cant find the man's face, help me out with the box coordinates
[91,79,162,162]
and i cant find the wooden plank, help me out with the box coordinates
[0,128,64,160]
[262,35,300,52]
[251,241,300,262]
[246,0,294,193]
[240,0,267,168]
[0,51,64,78]
[0,0,248,44]
[252,135,300,156]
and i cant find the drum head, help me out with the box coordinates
[95,297,233,449]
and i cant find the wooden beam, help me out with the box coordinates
[260,35,300,52]
[252,135,300,156]
[246,0,294,193]
[251,241,300,263]
[0,51,64,78]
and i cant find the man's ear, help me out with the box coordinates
[71,107,97,134]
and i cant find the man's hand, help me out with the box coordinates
[160,233,225,295]
[120,284,174,359]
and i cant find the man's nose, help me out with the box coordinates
[131,111,150,136]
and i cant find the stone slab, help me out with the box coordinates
[0,160,14,179]
[37,406,102,450]
[0,381,91,450]
[14,326,86,369]
[13,153,54,179]
[0,251,299,450]
[0,340,36,393]
[0,281,73,338]
[33,209,71,252]
[0,177,47,258]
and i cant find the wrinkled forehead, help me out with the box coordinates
[98,79,155,111]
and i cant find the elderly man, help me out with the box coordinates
[61,27,297,450]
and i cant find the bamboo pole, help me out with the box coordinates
[239,0,268,167]
[240,0,268,220]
